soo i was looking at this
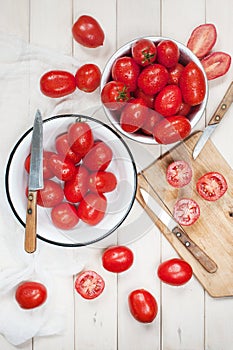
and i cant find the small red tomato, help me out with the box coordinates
[48,153,76,181]
[75,64,101,93]
[177,102,191,116]
[40,70,76,98]
[137,63,169,96]
[201,52,231,80]
[173,198,200,226]
[141,109,162,135]
[102,245,134,273]
[131,38,157,66]
[154,85,182,117]
[51,202,79,230]
[128,289,158,323]
[83,141,113,172]
[196,172,227,201]
[111,56,140,92]
[55,133,82,164]
[25,151,54,180]
[153,115,191,144]
[179,61,206,106]
[75,270,105,299]
[120,98,148,133]
[36,179,64,207]
[67,122,94,157]
[72,15,105,48]
[156,40,180,68]
[133,88,155,109]
[168,63,184,85]
[166,160,192,188]
[77,192,107,226]
[157,258,193,286]
[64,166,89,203]
[15,281,47,309]
[187,23,217,59]
[88,171,117,193]
[101,80,130,111]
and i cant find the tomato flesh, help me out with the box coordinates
[196,171,227,201]
[201,52,231,80]
[157,258,193,286]
[75,270,105,299]
[166,160,192,188]
[187,23,217,59]
[173,198,200,226]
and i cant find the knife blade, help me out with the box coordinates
[138,186,217,273]
[25,110,43,253]
[193,81,233,160]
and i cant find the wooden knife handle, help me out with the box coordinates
[25,190,37,253]
[208,81,233,125]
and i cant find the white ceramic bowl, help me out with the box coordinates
[5,115,137,247]
[100,36,208,144]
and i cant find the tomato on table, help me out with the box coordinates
[166,160,192,188]
[55,133,82,164]
[128,289,158,323]
[187,23,217,59]
[156,39,180,68]
[40,70,76,98]
[25,151,54,180]
[131,38,157,66]
[101,80,130,111]
[120,98,148,133]
[77,192,107,226]
[157,258,193,286]
[154,84,182,117]
[153,115,191,144]
[111,56,140,92]
[72,15,105,48]
[75,270,105,299]
[15,281,47,309]
[48,153,76,181]
[196,171,228,201]
[75,63,101,93]
[137,63,169,95]
[201,52,231,80]
[64,165,89,203]
[51,202,79,230]
[36,179,64,207]
[173,198,200,226]
[102,245,134,273]
[67,122,94,157]
[88,171,117,193]
[83,141,113,172]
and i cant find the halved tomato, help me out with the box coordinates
[75,270,105,299]
[187,23,217,59]
[166,160,192,188]
[201,52,231,80]
[173,198,200,226]
[196,171,227,201]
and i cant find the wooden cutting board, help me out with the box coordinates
[136,131,233,298]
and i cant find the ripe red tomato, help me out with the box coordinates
[179,61,206,106]
[156,39,180,68]
[154,84,182,117]
[168,63,184,85]
[25,151,54,180]
[15,281,47,309]
[64,166,89,203]
[40,70,76,98]
[166,160,192,188]
[83,141,113,172]
[37,179,64,207]
[77,193,107,226]
[128,289,158,323]
[72,15,105,48]
[51,202,79,230]
[133,88,155,109]
[102,245,134,273]
[157,258,193,286]
[201,52,231,80]
[48,153,76,181]
[67,122,94,157]
[75,64,101,92]
[173,198,200,226]
[137,63,169,95]
[88,171,117,193]
[187,23,217,59]
[196,172,227,201]
[177,102,191,116]
[111,56,140,91]
[120,98,148,133]
[141,109,162,135]
[75,270,105,299]
[131,38,157,66]
[55,133,82,164]
[101,81,130,111]
[153,115,191,144]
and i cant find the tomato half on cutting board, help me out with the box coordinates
[196,171,228,201]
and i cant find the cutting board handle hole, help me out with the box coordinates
[229,212,233,217]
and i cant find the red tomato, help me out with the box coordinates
[201,52,231,80]
[157,258,193,286]
[40,70,76,98]
[179,61,206,106]
[141,109,162,135]
[48,153,76,181]
[173,198,200,226]
[25,151,54,180]
[88,171,117,193]
[166,160,192,188]
[67,122,94,156]
[120,98,148,133]
[75,64,101,93]
[153,115,191,144]
[133,88,155,109]
[187,23,217,59]
[101,81,130,111]
[72,15,105,48]
[177,102,191,116]
[128,289,158,323]
[196,171,227,201]
[131,38,157,66]
[111,56,140,92]
[37,179,64,207]
[102,245,134,273]
[75,270,105,299]
[55,133,82,164]
[137,63,169,95]
[154,85,182,117]
[83,141,113,172]
[64,166,89,203]
[77,192,107,226]
[15,281,47,309]
[168,63,184,85]
[51,202,79,230]
[156,40,180,68]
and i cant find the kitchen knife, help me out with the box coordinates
[25,110,44,253]
[193,81,233,160]
[137,185,217,274]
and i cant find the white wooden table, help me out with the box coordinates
[0,1,232,349]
